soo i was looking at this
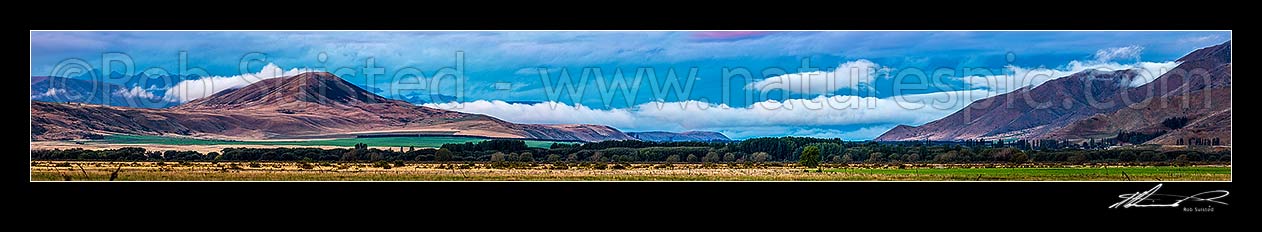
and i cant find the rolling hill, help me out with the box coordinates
[31,76,178,108]
[31,72,636,142]
[876,41,1230,145]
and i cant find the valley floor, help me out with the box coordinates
[30,162,1231,181]
[30,134,570,153]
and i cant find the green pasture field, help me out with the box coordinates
[98,134,573,149]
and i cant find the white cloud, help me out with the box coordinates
[426,56,1182,140]
[422,90,983,140]
[32,88,66,98]
[747,59,884,95]
[1126,61,1183,87]
[631,94,956,129]
[163,63,315,102]
[1094,45,1144,62]
[424,100,639,127]
[114,86,158,99]
[720,126,895,141]
[958,60,1180,94]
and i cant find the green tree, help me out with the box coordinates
[1119,151,1137,162]
[342,149,359,161]
[666,155,681,163]
[434,148,453,162]
[723,153,737,163]
[751,152,770,163]
[686,154,699,163]
[491,152,507,162]
[518,152,534,162]
[934,151,957,163]
[547,154,562,162]
[703,152,721,163]
[799,146,821,168]
[1010,151,1029,163]
[867,152,884,163]
[992,148,1013,161]
[904,153,920,163]
[804,143,843,159]
[840,154,853,163]
[209,152,222,163]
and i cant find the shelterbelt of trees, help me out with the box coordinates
[31,137,1231,165]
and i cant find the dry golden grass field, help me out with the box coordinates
[29,161,1230,181]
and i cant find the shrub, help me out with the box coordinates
[490,152,507,162]
[1119,151,1137,162]
[1067,154,1087,164]
[1174,154,1190,166]
[1011,153,1029,163]
[374,161,392,169]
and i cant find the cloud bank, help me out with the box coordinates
[32,88,66,99]
[163,63,315,102]
[958,60,1180,94]
[114,86,158,99]
[746,59,884,96]
[1094,45,1144,62]
[425,52,1179,140]
[423,90,986,140]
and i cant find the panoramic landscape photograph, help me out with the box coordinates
[28,31,1231,181]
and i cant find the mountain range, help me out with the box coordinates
[876,41,1231,145]
[30,41,1229,145]
[31,76,179,108]
[627,131,732,142]
[31,72,642,142]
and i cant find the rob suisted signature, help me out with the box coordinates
[1109,184,1229,209]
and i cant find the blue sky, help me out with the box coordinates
[29,31,1231,139]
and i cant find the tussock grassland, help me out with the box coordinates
[29,161,1230,181]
